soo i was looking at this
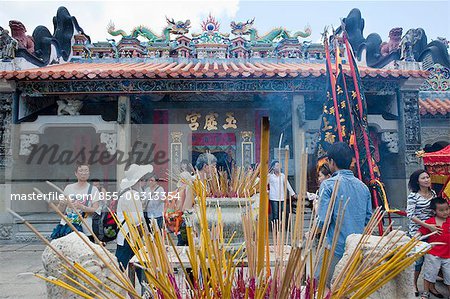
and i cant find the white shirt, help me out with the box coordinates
[62,183,100,236]
[116,189,144,246]
[268,173,295,202]
[143,185,165,218]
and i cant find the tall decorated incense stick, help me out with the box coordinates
[256,116,270,293]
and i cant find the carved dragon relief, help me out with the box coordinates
[108,17,191,43]
[230,19,311,44]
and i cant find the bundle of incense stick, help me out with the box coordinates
[10,119,430,298]
[11,177,429,299]
[169,164,260,199]
[208,165,261,198]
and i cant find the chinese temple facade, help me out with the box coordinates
[0,7,449,241]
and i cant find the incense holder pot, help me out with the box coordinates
[195,194,259,243]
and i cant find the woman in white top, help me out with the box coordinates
[143,173,165,230]
[306,163,332,213]
[268,160,296,223]
[115,164,152,270]
[406,169,439,297]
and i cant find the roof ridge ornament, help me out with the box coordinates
[201,14,220,33]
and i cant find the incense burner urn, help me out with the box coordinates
[195,194,259,243]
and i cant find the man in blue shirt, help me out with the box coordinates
[317,142,373,285]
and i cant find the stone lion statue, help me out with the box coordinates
[380,27,402,57]
[57,99,83,116]
[9,20,34,53]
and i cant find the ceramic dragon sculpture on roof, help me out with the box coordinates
[230,18,311,44]
[107,17,191,43]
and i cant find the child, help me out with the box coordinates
[418,197,450,299]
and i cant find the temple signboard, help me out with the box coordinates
[185,112,238,131]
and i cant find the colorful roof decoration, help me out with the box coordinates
[88,14,314,60]
[420,64,450,92]
[201,14,220,33]
[2,6,448,71]
[0,61,428,81]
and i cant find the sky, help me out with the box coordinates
[0,0,449,44]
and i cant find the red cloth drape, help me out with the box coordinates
[423,145,450,166]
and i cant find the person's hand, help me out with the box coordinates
[426,224,443,235]
[72,201,84,211]
[304,231,311,240]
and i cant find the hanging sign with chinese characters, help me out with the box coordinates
[185,112,238,131]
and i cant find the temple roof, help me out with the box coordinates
[0,60,428,81]
[419,97,450,115]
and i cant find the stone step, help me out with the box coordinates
[14,213,60,233]
[11,213,59,242]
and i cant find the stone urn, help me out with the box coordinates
[195,194,259,243]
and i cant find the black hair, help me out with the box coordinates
[408,169,429,193]
[180,159,190,171]
[326,142,353,169]
[270,160,279,171]
[195,153,217,171]
[90,178,100,183]
[75,161,89,172]
[430,197,447,211]
[318,163,332,177]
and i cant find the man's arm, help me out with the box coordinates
[182,184,194,211]
[57,186,71,212]
[317,181,332,228]
[365,188,373,225]
[74,201,100,214]
[56,198,68,212]
[286,179,295,197]
[74,186,101,214]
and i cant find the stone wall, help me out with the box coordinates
[0,81,15,241]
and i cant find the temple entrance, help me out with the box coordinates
[191,132,236,177]
[192,150,235,175]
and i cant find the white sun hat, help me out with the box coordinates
[120,164,154,191]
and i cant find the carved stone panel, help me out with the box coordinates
[421,127,450,147]
[400,90,423,175]
[405,150,421,173]
[401,91,421,148]
[0,93,13,169]
[19,134,39,156]
[381,132,399,153]
[0,224,13,240]
[305,131,320,154]
[100,132,117,155]
[296,102,305,128]
[170,132,183,191]
[240,131,254,168]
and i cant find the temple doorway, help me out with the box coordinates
[191,133,236,177]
